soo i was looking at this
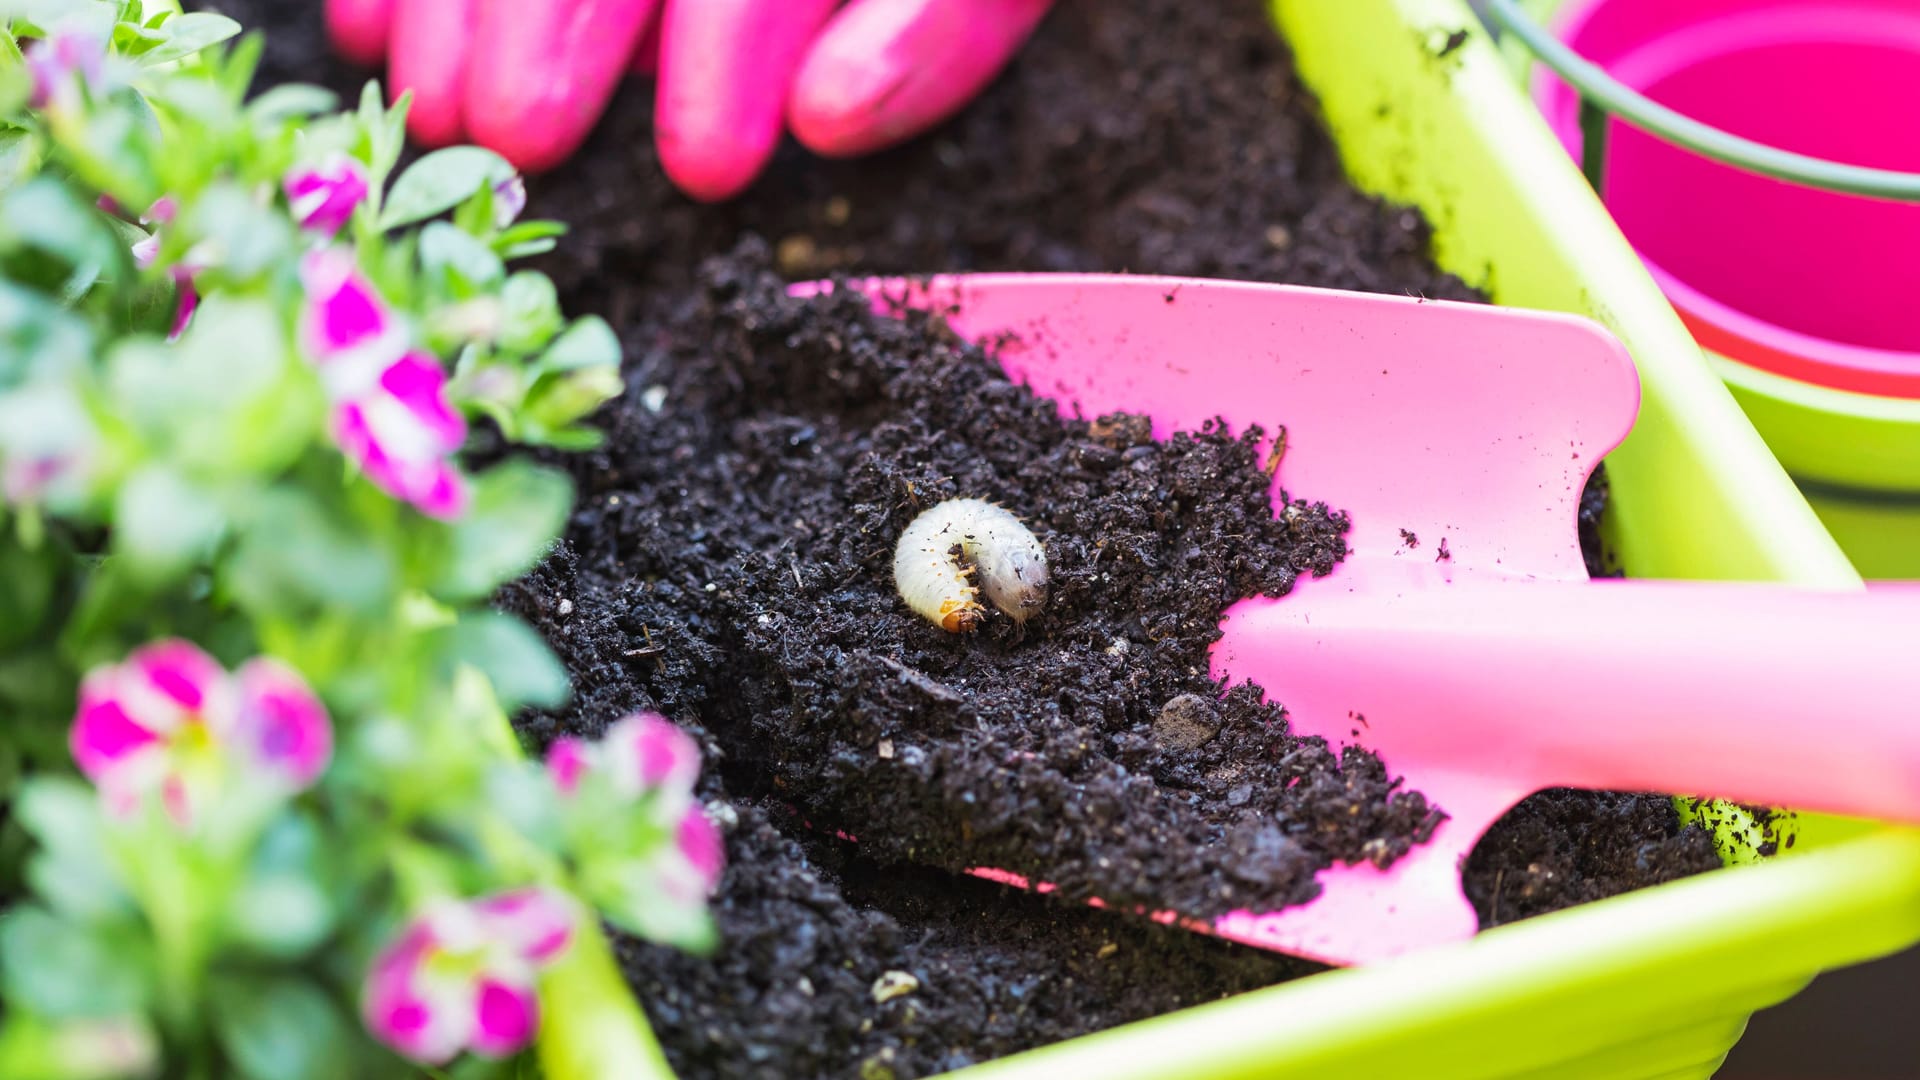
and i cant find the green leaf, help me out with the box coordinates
[1,1,117,39]
[0,127,39,192]
[135,11,239,66]
[113,464,226,581]
[436,611,568,711]
[485,761,563,848]
[186,183,293,280]
[498,271,562,353]
[0,649,73,760]
[0,539,57,650]
[226,874,334,959]
[0,907,149,1019]
[527,424,605,452]
[0,280,93,387]
[500,235,558,259]
[16,779,132,921]
[435,459,571,601]
[358,81,406,184]
[493,219,566,258]
[0,178,131,292]
[419,220,504,293]
[54,556,164,660]
[539,315,620,373]
[112,16,169,51]
[246,83,338,125]
[212,976,353,1080]
[214,28,265,102]
[225,486,396,616]
[14,779,99,860]
[522,364,623,442]
[109,297,319,475]
[224,813,334,958]
[379,146,515,230]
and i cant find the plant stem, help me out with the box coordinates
[535,923,677,1080]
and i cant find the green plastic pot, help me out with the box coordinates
[933,2,1920,1078]
[1722,364,1920,580]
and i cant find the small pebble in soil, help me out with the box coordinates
[870,970,921,1004]
[1153,694,1221,752]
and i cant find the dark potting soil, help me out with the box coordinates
[516,247,1459,921]
[204,1,1725,1074]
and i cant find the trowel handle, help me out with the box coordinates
[1244,578,1920,823]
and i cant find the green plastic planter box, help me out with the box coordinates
[935,2,1920,1078]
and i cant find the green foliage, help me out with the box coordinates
[0,3,655,1077]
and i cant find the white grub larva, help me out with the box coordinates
[893,498,1048,632]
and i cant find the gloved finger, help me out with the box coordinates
[326,0,395,66]
[465,0,660,173]
[655,0,840,203]
[391,0,476,147]
[629,9,661,76]
[788,0,1053,158]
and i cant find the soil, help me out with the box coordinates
[203,1,1727,1076]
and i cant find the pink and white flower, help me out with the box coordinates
[492,175,527,230]
[25,30,107,112]
[547,712,702,805]
[546,714,723,945]
[296,249,469,518]
[0,381,97,508]
[130,198,199,341]
[330,351,469,519]
[297,247,408,378]
[68,640,332,826]
[362,888,575,1065]
[285,155,371,237]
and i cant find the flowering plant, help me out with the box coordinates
[0,2,714,1076]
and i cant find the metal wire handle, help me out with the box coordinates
[1483,0,1920,203]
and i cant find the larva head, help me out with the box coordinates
[976,535,1048,623]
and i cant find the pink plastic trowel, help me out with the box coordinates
[817,273,1920,969]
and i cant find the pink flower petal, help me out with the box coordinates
[492,176,527,229]
[332,396,470,519]
[377,353,465,450]
[330,353,469,518]
[607,713,700,796]
[168,278,197,342]
[363,924,467,1065]
[160,774,194,829]
[234,659,333,790]
[3,456,68,504]
[285,156,371,236]
[142,197,177,226]
[413,462,469,521]
[677,808,725,892]
[329,399,385,473]
[127,639,225,713]
[130,233,160,270]
[69,694,162,781]
[468,978,539,1058]
[26,32,105,110]
[473,888,575,965]
[298,248,401,363]
[545,737,589,796]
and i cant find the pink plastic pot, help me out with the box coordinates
[1530,0,1920,575]
[1535,0,1920,395]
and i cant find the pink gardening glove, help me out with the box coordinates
[325,0,1055,202]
